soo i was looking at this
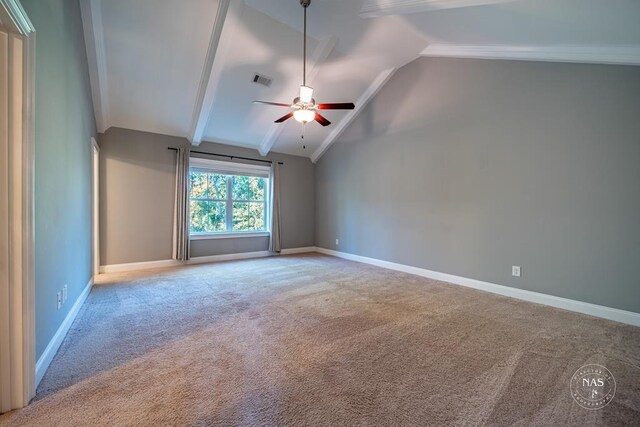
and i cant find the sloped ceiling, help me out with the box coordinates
[81,0,640,161]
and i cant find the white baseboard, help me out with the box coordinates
[99,247,317,274]
[36,277,94,387]
[280,246,317,255]
[187,250,272,265]
[316,247,640,327]
[99,259,179,273]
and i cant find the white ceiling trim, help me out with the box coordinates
[420,44,640,66]
[258,35,337,156]
[188,0,235,146]
[359,0,516,18]
[311,67,396,164]
[79,0,110,133]
[0,0,35,35]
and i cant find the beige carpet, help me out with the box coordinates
[1,254,639,426]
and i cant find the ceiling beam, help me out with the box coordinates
[359,0,517,18]
[258,35,337,156]
[311,67,396,164]
[188,0,237,146]
[80,0,110,133]
[420,44,640,66]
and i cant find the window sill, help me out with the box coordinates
[190,231,270,241]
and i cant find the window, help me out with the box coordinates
[189,159,269,237]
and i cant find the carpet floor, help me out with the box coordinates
[1,254,639,426]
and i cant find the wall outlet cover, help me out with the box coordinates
[512,266,521,277]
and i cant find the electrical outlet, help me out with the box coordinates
[335,238,339,246]
[512,266,521,277]
[57,292,62,310]
[63,284,67,303]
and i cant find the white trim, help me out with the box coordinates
[99,252,270,273]
[420,44,640,66]
[91,138,99,277]
[280,246,317,255]
[0,6,36,410]
[0,0,34,35]
[187,250,271,265]
[35,278,93,387]
[190,157,270,176]
[311,68,396,163]
[188,0,235,145]
[258,36,338,156]
[21,23,35,407]
[99,259,180,274]
[359,0,516,17]
[190,231,269,240]
[99,247,316,274]
[316,248,640,327]
[79,0,110,133]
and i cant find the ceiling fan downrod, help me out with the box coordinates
[301,0,310,87]
[251,0,355,131]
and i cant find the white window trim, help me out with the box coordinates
[190,157,270,176]
[190,231,270,240]
[188,158,271,238]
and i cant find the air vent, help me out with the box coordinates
[252,73,272,87]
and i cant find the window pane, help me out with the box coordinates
[207,174,227,199]
[232,176,265,201]
[232,202,265,231]
[190,201,226,233]
[190,171,207,199]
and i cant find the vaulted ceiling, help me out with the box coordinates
[80,0,640,162]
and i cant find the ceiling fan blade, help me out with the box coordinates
[274,112,294,123]
[315,113,331,127]
[316,102,355,110]
[253,101,292,108]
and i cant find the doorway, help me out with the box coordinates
[91,138,99,277]
[0,0,36,412]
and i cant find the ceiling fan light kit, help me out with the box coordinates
[252,0,356,135]
[293,109,316,124]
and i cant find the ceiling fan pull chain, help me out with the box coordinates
[253,0,355,133]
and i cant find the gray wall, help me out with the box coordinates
[316,57,640,313]
[98,127,315,265]
[22,0,97,359]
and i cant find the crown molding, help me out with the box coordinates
[420,44,640,66]
[79,0,110,133]
[311,67,396,164]
[359,0,516,18]
[258,35,337,157]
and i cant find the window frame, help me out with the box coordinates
[189,158,270,240]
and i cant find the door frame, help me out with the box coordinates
[0,0,36,412]
[91,137,99,277]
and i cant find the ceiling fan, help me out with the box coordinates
[253,0,355,129]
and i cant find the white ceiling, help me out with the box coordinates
[81,0,640,161]
[99,0,219,138]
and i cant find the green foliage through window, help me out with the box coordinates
[189,170,267,234]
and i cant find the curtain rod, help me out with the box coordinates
[167,147,283,165]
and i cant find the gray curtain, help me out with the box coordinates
[172,148,190,261]
[269,162,281,253]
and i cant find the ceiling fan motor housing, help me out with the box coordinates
[293,97,316,107]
